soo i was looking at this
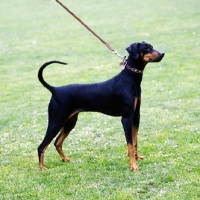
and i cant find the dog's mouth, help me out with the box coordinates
[149,52,165,62]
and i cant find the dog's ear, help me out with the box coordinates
[126,43,140,59]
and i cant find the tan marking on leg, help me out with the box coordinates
[133,97,138,111]
[39,146,48,170]
[133,97,144,160]
[132,126,144,160]
[55,113,78,162]
[127,143,138,171]
[55,128,71,162]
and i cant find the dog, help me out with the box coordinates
[38,41,164,171]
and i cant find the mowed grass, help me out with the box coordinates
[0,0,200,199]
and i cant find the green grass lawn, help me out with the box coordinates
[0,0,200,199]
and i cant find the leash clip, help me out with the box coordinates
[120,56,127,70]
[112,49,127,70]
[113,49,124,59]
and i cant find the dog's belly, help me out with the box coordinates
[85,104,122,117]
[74,97,123,117]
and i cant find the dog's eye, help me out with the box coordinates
[144,45,153,51]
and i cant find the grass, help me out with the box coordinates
[0,0,200,199]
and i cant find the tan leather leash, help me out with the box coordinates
[55,0,126,66]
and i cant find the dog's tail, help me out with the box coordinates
[38,60,67,92]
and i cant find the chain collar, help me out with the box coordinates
[120,57,143,73]
[125,65,143,73]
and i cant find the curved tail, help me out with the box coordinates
[38,60,67,92]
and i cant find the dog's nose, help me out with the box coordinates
[160,52,165,57]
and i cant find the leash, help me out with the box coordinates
[55,0,127,68]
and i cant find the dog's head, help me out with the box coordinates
[126,41,164,63]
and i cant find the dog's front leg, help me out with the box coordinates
[133,97,144,160]
[122,117,138,171]
[132,126,144,160]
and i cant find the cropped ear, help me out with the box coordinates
[126,43,139,59]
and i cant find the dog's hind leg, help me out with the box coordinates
[54,113,79,162]
[38,120,64,170]
[38,100,68,170]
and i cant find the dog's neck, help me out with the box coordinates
[126,55,146,71]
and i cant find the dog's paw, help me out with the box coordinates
[62,157,72,162]
[136,155,144,160]
[130,163,139,171]
[40,166,48,171]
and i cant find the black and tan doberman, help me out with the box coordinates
[38,41,164,171]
